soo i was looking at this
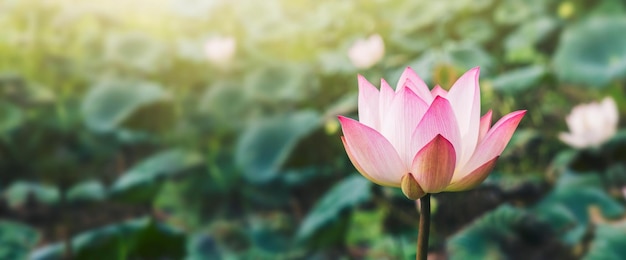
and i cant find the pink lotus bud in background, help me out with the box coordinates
[338,67,526,199]
[204,36,236,65]
[559,97,618,148]
[348,34,385,69]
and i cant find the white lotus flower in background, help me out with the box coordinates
[204,36,236,65]
[559,97,619,148]
[348,34,385,69]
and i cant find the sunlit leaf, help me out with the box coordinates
[235,111,320,183]
[489,65,546,94]
[169,0,221,19]
[455,18,495,44]
[82,80,171,133]
[104,32,166,73]
[66,180,107,204]
[504,17,557,63]
[244,65,314,104]
[3,181,60,208]
[493,0,534,25]
[553,16,626,87]
[110,149,204,202]
[447,44,495,76]
[199,81,251,129]
[392,2,456,32]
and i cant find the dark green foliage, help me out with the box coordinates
[0,221,39,259]
[447,205,525,259]
[110,149,204,202]
[530,169,624,246]
[584,223,626,260]
[30,217,186,260]
[297,175,371,241]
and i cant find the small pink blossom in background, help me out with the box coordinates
[559,97,618,149]
[347,34,385,69]
[338,67,526,199]
[204,36,236,65]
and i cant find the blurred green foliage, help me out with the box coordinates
[1,0,626,259]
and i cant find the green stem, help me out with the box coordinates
[417,194,430,260]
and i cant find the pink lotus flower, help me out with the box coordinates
[338,67,526,199]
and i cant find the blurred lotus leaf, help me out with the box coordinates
[393,2,458,32]
[176,38,206,63]
[589,0,626,16]
[0,101,23,134]
[0,221,39,260]
[554,16,626,87]
[296,175,371,241]
[500,129,542,158]
[584,222,626,259]
[489,65,546,94]
[81,80,171,133]
[186,233,221,260]
[455,18,495,44]
[0,73,55,105]
[317,50,356,74]
[3,181,60,208]
[345,208,386,248]
[104,32,166,73]
[235,111,320,183]
[323,93,357,121]
[504,16,558,63]
[29,217,185,260]
[244,65,314,104]
[493,0,535,25]
[199,81,251,128]
[447,205,523,259]
[66,180,107,204]
[389,30,432,53]
[446,204,560,259]
[110,149,203,202]
[447,44,494,76]
[532,172,624,244]
[463,0,493,12]
[248,213,292,253]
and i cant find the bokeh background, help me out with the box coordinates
[2,0,626,259]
